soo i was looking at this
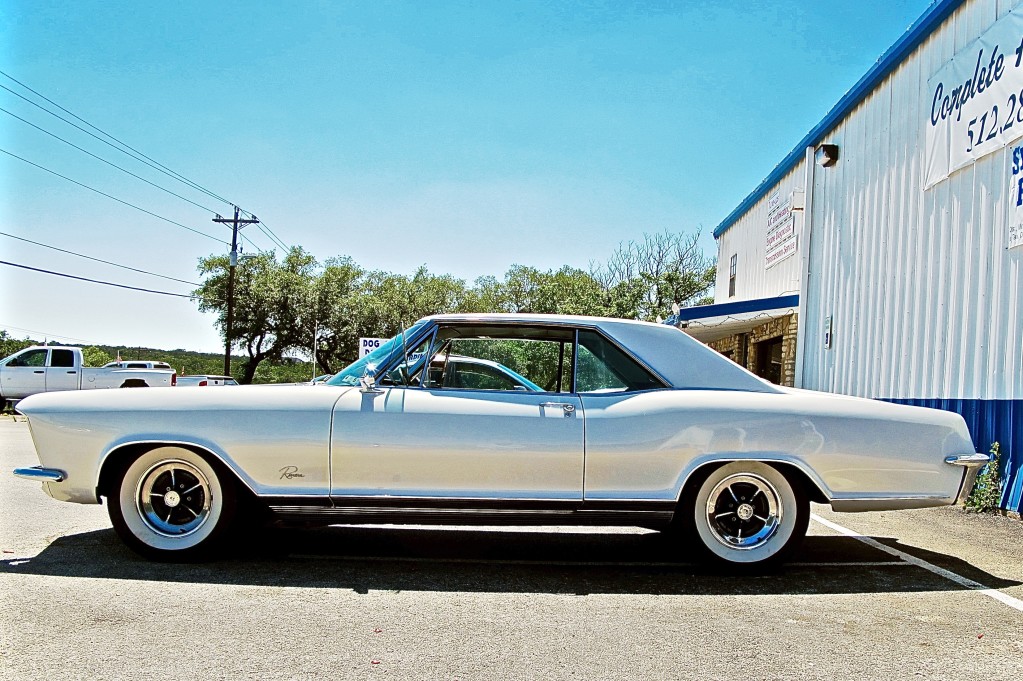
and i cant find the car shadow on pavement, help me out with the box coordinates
[2,525,1018,597]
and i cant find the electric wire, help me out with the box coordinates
[0,72,234,206]
[1,71,288,256]
[256,223,288,252]
[242,212,289,251]
[0,105,220,214]
[1,260,198,298]
[0,323,97,345]
[0,231,202,286]
[0,147,228,245]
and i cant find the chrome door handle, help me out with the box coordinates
[540,402,576,416]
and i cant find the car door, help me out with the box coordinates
[2,348,49,399]
[329,324,583,502]
[44,348,80,392]
[330,388,583,500]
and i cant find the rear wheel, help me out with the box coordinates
[689,461,808,568]
[107,446,236,561]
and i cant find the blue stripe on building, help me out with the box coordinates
[882,398,1022,514]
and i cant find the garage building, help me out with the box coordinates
[671,0,1022,513]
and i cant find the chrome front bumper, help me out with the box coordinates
[945,453,994,504]
[13,466,66,483]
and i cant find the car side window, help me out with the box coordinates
[416,326,573,393]
[575,330,664,393]
[8,349,48,368]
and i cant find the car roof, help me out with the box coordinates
[423,312,658,328]
[420,313,778,394]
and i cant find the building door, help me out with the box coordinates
[755,336,783,385]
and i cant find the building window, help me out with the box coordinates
[728,254,737,297]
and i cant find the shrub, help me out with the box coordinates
[966,442,1003,512]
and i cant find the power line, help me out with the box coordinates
[0,147,228,245]
[0,230,201,286]
[1,70,289,255]
[1,260,198,298]
[255,224,287,252]
[0,323,97,345]
[0,72,234,207]
[0,105,219,214]
[240,210,288,251]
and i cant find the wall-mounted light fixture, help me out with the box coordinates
[815,144,839,167]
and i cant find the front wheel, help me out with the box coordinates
[107,446,236,561]
[689,461,808,568]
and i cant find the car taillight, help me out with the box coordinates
[172,373,177,386]
[199,380,207,386]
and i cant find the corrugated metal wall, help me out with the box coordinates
[801,0,1023,511]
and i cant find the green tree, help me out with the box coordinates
[194,247,318,384]
[0,331,35,359]
[81,346,113,367]
[459,265,642,319]
[310,256,367,375]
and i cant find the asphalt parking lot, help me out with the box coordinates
[1,418,1021,680]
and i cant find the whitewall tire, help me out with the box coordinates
[107,446,236,561]
[690,461,808,568]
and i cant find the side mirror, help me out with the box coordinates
[359,368,382,393]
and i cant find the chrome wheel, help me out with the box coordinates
[108,446,237,560]
[136,460,212,537]
[705,473,781,550]
[689,461,808,567]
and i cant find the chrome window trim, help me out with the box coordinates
[374,319,671,395]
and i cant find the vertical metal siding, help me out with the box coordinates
[714,167,805,303]
[802,0,1022,405]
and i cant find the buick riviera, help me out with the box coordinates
[13,314,988,567]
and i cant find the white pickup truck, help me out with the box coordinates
[0,346,177,408]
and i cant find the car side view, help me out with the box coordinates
[13,314,989,568]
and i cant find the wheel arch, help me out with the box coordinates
[97,440,257,502]
[677,456,829,506]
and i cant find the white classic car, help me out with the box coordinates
[13,314,989,567]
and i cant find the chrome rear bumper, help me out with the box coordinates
[945,453,993,504]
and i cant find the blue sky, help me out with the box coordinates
[1,0,934,354]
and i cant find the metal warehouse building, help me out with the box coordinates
[671,0,1022,513]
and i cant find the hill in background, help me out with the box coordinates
[0,332,316,384]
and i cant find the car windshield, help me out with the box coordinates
[325,320,431,387]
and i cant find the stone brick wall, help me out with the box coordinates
[706,313,798,386]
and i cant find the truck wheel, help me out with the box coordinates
[107,446,237,561]
[119,379,149,388]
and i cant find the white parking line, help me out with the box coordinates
[811,513,1023,613]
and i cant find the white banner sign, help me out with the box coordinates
[925,9,1023,188]
[765,190,797,269]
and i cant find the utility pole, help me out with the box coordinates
[213,206,259,376]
